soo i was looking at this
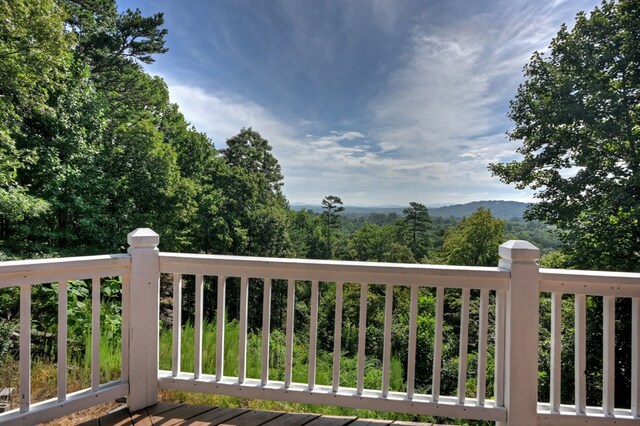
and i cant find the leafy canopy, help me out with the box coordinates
[441,208,505,266]
[489,0,640,271]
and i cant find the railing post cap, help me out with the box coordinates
[127,228,159,249]
[499,240,540,262]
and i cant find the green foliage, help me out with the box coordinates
[0,0,71,232]
[489,0,640,271]
[401,202,433,260]
[222,128,284,195]
[441,208,505,266]
[321,195,345,258]
[0,320,13,361]
[539,250,570,268]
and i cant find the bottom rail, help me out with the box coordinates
[158,370,506,422]
[0,381,128,425]
[537,402,638,426]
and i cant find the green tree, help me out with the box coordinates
[348,223,415,263]
[217,129,290,257]
[0,0,71,242]
[321,195,344,258]
[489,0,640,272]
[441,208,505,266]
[288,209,324,259]
[401,202,433,261]
[222,128,284,194]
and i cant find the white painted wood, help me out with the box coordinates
[632,297,639,417]
[194,274,204,380]
[432,286,444,402]
[494,289,505,408]
[575,294,586,415]
[550,292,562,413]
[126,228,160,411]
[159,253,510,290]
[382,284,393,397]
[158,372,507,422]
[238,276,249,383]
[57,280,68,402]
[215,276,226,381]
[0,381,127,425]
[538,401,639,425]
[540,268,640,298]
[540,268,640,285]
[261,277,272,386]
[406,285,419,399]
[357,283,369,395]
[457,287,470,405]
[0,255,130,288]
[172,273,182,377]
[20,283,31,414]
[538,413,640,426]
[308,280,319,390]
[285,279,295,388]
[539,281,640,298]
[333,281,344,393]
[477,288,489,406]
[91,277,100,392]
[603,295,615,416]
[498,240,540,426]
[120,273,130,384]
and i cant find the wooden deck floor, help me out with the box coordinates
[79,402,440,426]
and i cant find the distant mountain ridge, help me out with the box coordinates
[429,200,530,220]
[291,200,531,220]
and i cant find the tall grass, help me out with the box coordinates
[160,320,405,392]
[155,320,438,423]
[0,320,464,424]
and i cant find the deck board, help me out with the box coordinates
[261,412,319,425]
[349,419,394,426]
[304,415,357,426]
[217,408,283,425]
[147,404,216,425]
[88,403,442,426]
[181,407,249,425]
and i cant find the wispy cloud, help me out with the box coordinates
[147,0,601,206]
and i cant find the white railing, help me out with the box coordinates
[0,254,131,424]
[0,228,638,426]
[536,269,640,425]
[158,252,510,422]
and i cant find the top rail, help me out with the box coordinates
[159,253,509,289]
[540,268,640,297]
[0,254,131,288]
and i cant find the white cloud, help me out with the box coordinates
[162,77,534,206]
[165,81,297,149]
[155,0,601,206]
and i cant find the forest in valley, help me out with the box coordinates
[1,0,639,423]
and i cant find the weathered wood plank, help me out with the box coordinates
[349,419,393,425]
[217,409,283,425]
[261,412,319,425]
[130,402,183,425]
[180,407,248,425]
[96,406,132,426]
[304,415,356,426]
[93,405,448,426]
[146,404,215,425]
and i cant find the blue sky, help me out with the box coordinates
[119,0,600,206]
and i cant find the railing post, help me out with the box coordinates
[498,240,540,426]
[126,228,160,411]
